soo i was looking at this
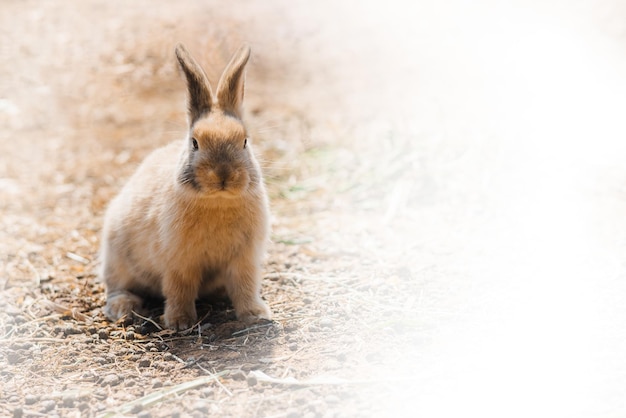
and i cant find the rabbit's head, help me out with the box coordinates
[175,44,260,198]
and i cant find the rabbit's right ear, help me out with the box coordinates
[175,44,214,125]
[215,45,250,119]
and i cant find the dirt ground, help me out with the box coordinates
[2,0,626,417]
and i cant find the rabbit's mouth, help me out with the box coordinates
[212,184,240,195]
[197,179,248,198]
[212,189,241,199]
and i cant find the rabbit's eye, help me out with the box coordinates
[191,138,199,150]
[243,138,248,149]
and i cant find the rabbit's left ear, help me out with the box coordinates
[175,43,214,125]
[215,45,251,119]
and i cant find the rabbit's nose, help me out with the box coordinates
[216,166,231,188]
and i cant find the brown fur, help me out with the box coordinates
[100,44,271,330]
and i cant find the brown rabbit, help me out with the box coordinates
[100,44,271,330]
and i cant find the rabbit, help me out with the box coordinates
[100,43,271,331]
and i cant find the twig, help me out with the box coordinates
[0,337,72,344]
[195,363,233,397]
[24,258,41,285]
[66,252,90,265]
[132,310,163,331]
[169,353,233,397]
[169,353,187,365]
[193,310,212,330]
[264,272,305,281]
[231,322,274,336]
[39,299,92,323]
[248,370,369,386]
[98,372,229,417]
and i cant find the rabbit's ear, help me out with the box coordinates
[175,44,214,124]
[215,45,250,119]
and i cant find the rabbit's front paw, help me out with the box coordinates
[105,291,143,322]
[164,303,197,331]
[235,301,271,324]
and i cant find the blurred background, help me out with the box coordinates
[2,0,626,416]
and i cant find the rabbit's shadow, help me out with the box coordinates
[130,295,280,367]
[133,295,239,335]
[132,296,278,342]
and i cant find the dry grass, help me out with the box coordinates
[0,1,426,417]
[4,1,626,417]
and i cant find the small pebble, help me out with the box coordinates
[325,395,340,404]
[246,373,258,387]
[319,318,333,329]
[286,410,299,418]
[63,325,82,336]
[62,395,75,408]
[288,343,298,351]
[6,351,22,365]
[137,411,152,418]
[12,407,23,418]
[138,359,151,368]
[230,370,246,381]
[125,331,135,340]
[98,329,109,340]
[152,379,163,389]
[284,324,298,332]
[93,390,107,401]
[240,363,254,372]
[193,401,209,413]
[10,342,32,350]
[81,371,98,382]
[62,392,78,408]
[24,394,39,405]
[101,374,120,387]
[130,404,143,414]
[40,400,56,412]
[155,361,172,372]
